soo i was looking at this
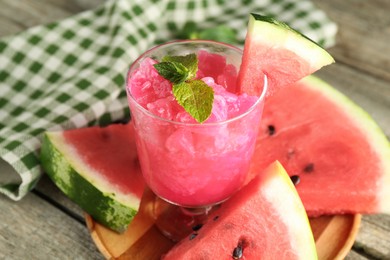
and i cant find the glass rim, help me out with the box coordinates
[125,39,268,127]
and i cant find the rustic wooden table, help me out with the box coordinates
[0,0,389,259]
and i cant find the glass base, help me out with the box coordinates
[152,196,218,242]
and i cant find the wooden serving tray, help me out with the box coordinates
[85,189,361,259]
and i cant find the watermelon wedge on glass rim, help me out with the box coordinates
[237,13,335,97]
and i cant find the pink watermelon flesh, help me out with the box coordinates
[238,46,311,97]
[62,123,145,198]
[249,76,390,216]
[237,13,334,97]
[162,162,317,260]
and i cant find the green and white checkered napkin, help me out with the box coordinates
[0,0,337,200]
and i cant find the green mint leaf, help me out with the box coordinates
[162,53,198,80]
[153,61,189,84]
[154,54,214,123]
[173,80,214,123]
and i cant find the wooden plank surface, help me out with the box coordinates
[0,0,104,36]
[0,191,103,259]
[312,0,390,138]
[313,0,390,82]
[0,0,389,259]
[355,214,390,258]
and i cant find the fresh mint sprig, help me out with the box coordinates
[153,61,189,84]
[173,80,214,123]
[153,53,214,123]
[162,54,198,80]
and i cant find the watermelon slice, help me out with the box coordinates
[40,123,145,233]
[249,75,390,216]
[237,13,334,97]
[162,161,317,259]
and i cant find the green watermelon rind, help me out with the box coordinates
[302,75,390,213]
[249,13,335,70]
[40,132,138,233]
[251,13,321,48]
[261,162,318,259]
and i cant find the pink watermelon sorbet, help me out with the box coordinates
[127,46,265,207]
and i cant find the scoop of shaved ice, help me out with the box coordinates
[217,64,238,93]
[146,96,182,121]
[128,58,172,106]
[197,50,226,80]
[127,51,258,123]
[201,77,258,120]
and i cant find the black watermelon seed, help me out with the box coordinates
[192,224,203,231]
[290,175,300,186]
[189,233,198,240]
[267,125,276,136]
[232,244,243,259]
[213,215,219,221]
[303,163,314,173]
